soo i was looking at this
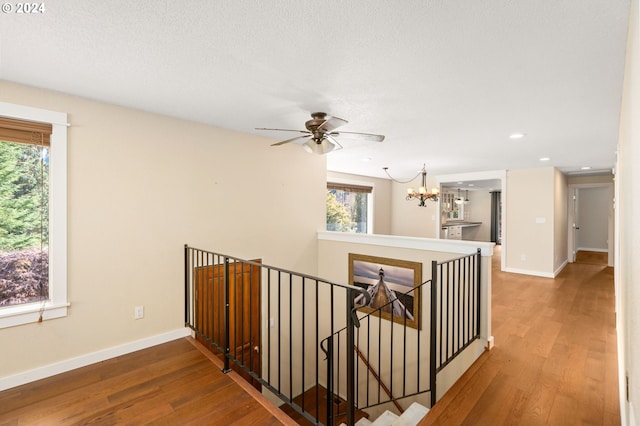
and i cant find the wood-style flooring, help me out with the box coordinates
[0,248,620,425]
[0,338,296,425]
[420,247,620,425]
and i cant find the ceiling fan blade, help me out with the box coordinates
[330,131,385,142]
[317,116,348,132]
[271,135,311,146]
[256,127,310,134]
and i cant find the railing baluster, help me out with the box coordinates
[267,268,272,385]
[277,270,282,394]
[430,260,438,407]
[184,245,481,424]
[289,273,293,403]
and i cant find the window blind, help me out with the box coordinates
[327,182,373,194]
[0,117,52,146]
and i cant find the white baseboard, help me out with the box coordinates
[503,267,555,278]
[0,327,191,391]
[577,247,608,253]
[553,260,568,277]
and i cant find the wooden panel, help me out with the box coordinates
[194,260,262,390]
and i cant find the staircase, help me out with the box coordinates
[279,385,370,425]
[346,402,429,426]
[185,245,482,426]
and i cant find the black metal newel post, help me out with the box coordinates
[326,336,334,426]
[476,248,482,337]
[184,244,189,326]
[430,260,438,408]
[222,257,231,373]
[346,288,356,426]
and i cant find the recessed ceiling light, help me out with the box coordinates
[581,166,592,170]
[509,133,526,139]
[468,184,475,187]
[539,157,551,162]
[457,181,463,184]
[361,157,372,162]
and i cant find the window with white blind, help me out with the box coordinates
[0,103,68,328]
[326,182,373,233]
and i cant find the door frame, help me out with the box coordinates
[567,183,614,266]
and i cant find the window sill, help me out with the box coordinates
[0,301,69,329]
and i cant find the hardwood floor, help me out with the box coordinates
[0,338,295,425]
[421,246,620,425]
[0,247,620,425]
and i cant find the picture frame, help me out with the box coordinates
[349,253,422,330]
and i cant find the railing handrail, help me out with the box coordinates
[435,250,480,265]
[319,277,433,412]
[319,277,432,347]
[185,244,482,424]
[187,244,372,298]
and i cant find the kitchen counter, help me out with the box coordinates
[441,221,482,228]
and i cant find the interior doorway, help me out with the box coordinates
[568,184,614,266]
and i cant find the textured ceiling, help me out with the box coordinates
[0,0,630,179]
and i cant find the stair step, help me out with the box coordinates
[279,384,369,425]
[371,410,400,426]
[393,402,430,426]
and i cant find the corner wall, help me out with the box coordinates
[617,0,640,423]
[0,81,325,383]
[504,168,555,276]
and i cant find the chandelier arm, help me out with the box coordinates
[383,167,423,184]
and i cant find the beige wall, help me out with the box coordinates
[0,81,326,378]
[390,178,440,238]
[504,168,555,275]
[567,173,614,185]
[462,190,492,242]
[617,0,639,423]
[327,171,392,235]
[316,233,493,409]
[553,169,568,273]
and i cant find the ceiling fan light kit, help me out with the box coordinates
[303,137,338,154]
[256,112,385,155]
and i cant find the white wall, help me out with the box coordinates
[0,81,326,381]
[617,0,640,423]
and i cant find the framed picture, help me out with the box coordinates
[349,253,422,330]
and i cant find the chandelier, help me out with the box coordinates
[383,164,439,207]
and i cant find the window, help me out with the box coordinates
[326,182,372,233]
[0,103,67,328]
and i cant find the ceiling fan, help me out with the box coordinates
[256,112,385,154]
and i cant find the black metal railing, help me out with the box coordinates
[320,248,482,414]
[430,248,482,406]
[184,245,370,426]
[184,245,482,425]
[320,278,433,414]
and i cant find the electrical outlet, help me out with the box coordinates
[134,305,144,319]
[520,254,527,261]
